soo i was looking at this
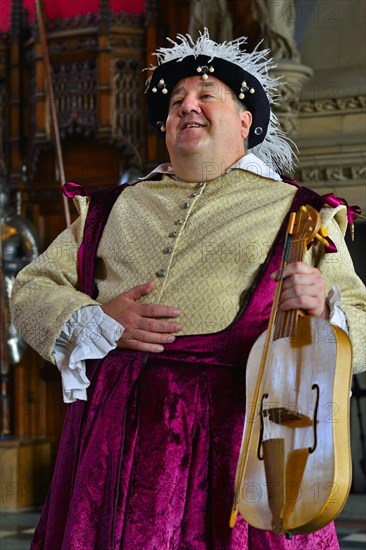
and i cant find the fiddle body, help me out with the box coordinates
[231,205,353,536]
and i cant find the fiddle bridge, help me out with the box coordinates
[264,407,313,428]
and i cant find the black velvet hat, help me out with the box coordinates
[145,29,295,173]
[147,55,270,149]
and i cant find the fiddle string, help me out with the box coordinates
[283,209,311,414]
[260,212,297,441]
[261,207,310,440]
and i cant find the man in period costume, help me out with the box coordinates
[10,30,365,549]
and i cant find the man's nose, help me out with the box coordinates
[179,94,202,116]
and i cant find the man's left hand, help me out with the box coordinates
[271,262,329,319]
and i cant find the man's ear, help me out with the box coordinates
[240,110,252,139]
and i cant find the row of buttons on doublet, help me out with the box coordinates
[155,181,206,278]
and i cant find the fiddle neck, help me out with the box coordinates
[273,239,307,340]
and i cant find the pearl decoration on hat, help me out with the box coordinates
[238,79,255,101]
[157,78,168,94]
[156,121,166,132]
[196,65,215,80]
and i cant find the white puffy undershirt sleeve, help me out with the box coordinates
[327,286,348,331]
[53,306,124,403]
[54,286,347,403]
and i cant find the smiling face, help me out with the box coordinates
[165,76,252,179]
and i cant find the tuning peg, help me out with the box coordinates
[314,226,329,246]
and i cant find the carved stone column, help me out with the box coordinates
[249,0,314,138]
[271,62,313,137]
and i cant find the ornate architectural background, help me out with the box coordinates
[0,0,365,508]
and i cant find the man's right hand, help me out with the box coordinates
[101,281,182,353]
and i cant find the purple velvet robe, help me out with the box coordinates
[31,182,340,549]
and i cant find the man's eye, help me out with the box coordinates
[201,94,214,100]
[171,99,183,106]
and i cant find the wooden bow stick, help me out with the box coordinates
[35,0,71,227]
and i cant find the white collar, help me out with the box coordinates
[139,153,282,183]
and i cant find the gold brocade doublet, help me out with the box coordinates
[95,171,297,334]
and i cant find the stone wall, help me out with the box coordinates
[297,0,366,214]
